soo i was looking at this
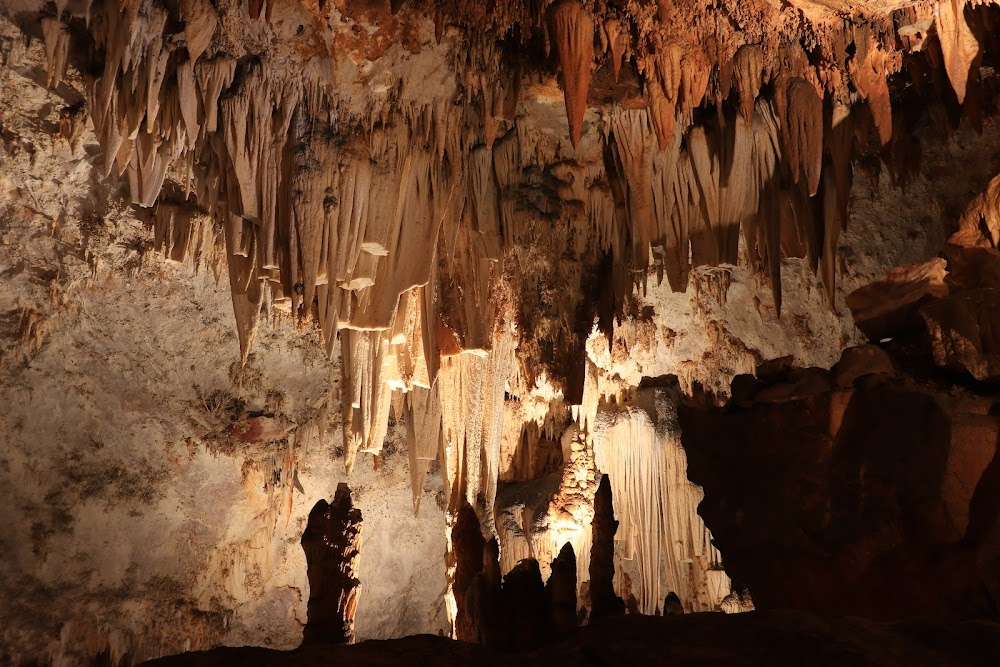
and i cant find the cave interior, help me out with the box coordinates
[2,0,1000,665]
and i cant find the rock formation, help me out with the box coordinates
[682,351,1000,619]
[588,474,624,619]
[142,610,1000,667]
[680,191,1000,618]
[301,484,363,644]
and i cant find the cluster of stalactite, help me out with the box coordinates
[592,385,730,614]
[19,0,1000,634]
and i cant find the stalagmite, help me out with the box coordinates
[451,500,486,642]
[589,474,623,618]
[664,592,684,616]
[549,0,595,149]
[546,543,577,635]
[301,485,363,645]
[501,559,547,650]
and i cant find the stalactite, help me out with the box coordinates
[179,0,218,64]
[604,18,628,82]
[729,44,765,124]
[937,0,980,104]
[405,384,442,514]
[745,99,784,311]
[781,78,824,197]
[437,321,517,515]
[548,0,594,150]
[851,33,893,146]
[646,43,683,151]
[609,110,656,273]
[40,16,69,88]
[825,98,854,235]
[223,211,265,363]
[152,202,219,271]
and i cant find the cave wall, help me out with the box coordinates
[0,21,447,663]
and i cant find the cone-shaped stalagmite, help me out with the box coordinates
[546,542,577,636]
[452,500,486,642]
[589,474,624,618]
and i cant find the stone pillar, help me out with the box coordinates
[589,474,624,617]
[300,483,363,644]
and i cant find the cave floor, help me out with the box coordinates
[142,610,1000,666]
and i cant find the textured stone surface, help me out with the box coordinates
[921,289,1000,381]
[680,352,1000,620]
[845,258,950,341]
[831,344,894,387]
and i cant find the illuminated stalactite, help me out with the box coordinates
[592,385,729,614]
